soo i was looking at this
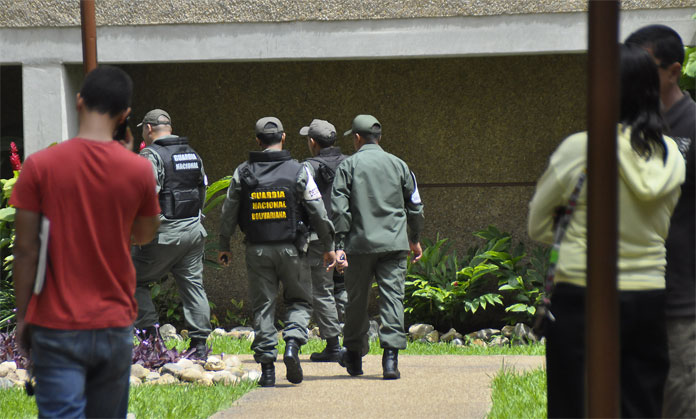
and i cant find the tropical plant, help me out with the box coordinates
[678,14,696,95]
[224,297,248,327]
[150,278,184,326]
[404,235,504,330]
[0,331,28,369]
[204,175,231,215]
[132,324,200,369]
[0,143,21,326]
[404,226,549,330]
[463,226,547,324]
[203,176,231,268]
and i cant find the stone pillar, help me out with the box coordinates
[21,63,79,157]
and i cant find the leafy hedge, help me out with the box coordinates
[404,226,549,332]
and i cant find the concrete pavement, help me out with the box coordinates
[211,354,544,419]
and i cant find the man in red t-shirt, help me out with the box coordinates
[11,66,160,418]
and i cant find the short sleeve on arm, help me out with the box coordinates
[8,157,41,212]
[137,160,161,217]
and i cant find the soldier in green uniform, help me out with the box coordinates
[299,119,348,362]
[217,117,336,387]
[332,114,424,380]
[132,109,212,359]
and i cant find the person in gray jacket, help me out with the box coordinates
[218,117,336,387]
[300,119,348,362]
[132,109,212,360]
[332,114,424,380]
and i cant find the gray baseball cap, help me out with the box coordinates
[255,117,284,135]
[299,119,337,142]
[343,114,381,136]
[137,109,171,127]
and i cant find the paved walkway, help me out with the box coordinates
[211,354,544,419]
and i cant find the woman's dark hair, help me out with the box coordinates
[620,43,665,161]
[79,65,133,117]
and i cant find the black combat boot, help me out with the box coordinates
[259,363,275,387]
[310,336,341,362]
[283,339,303,384]
[338,347,363,376]
[382,348,400,380]
[188,337,209,360]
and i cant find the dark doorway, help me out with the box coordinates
[1,66,24,178]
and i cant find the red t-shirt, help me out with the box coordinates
[10,138,160,329]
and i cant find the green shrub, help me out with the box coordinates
[0,172,18,326]
[405,234,504,331]
[404,227,549,331]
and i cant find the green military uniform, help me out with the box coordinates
[332,142,424,356]
[219,150,334,365]
[132,134,212,341]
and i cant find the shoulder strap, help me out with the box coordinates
[542,169,587,304]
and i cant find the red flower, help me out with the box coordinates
[9,141,21,171]
[139,141,146,151]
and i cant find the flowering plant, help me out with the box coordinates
[1,144,20,326]
[9,142,21,171]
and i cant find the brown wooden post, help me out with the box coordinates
[586,0,620,417]
[80,0,98,74]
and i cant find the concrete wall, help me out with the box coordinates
[119,53,586,321]
[1,0,691,27]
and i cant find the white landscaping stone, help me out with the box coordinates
[425,330,440,343]
[5,371,19,382]
[175,359,194,370]
[15,369,27,382]
[211,328,228,337]
[129,376,142,387]
[212,371,239,385]
[159,324,178,340]
[130,364,149,380]
[0,378,13,389]
[204,356,225,371]
[408,324,434,340]
[0,365,9,378]
[221,354,241,368]
[197,377,214,386]
[144,372,161,382]
[180,368,203,382]
[245,369,262,382]
[160,363,184,378]
[153,374,179,385]
[0,361,17,371]
[440,328,463,342]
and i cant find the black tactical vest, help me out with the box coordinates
[305,147,347,219]
[146,137,205,219]
[238,150,303,244]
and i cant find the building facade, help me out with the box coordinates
[1,0,694,322]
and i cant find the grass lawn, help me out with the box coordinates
[208,335,546,356]
[0,336,546,419]
[488,366,547,418]
[0,381,257,419]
